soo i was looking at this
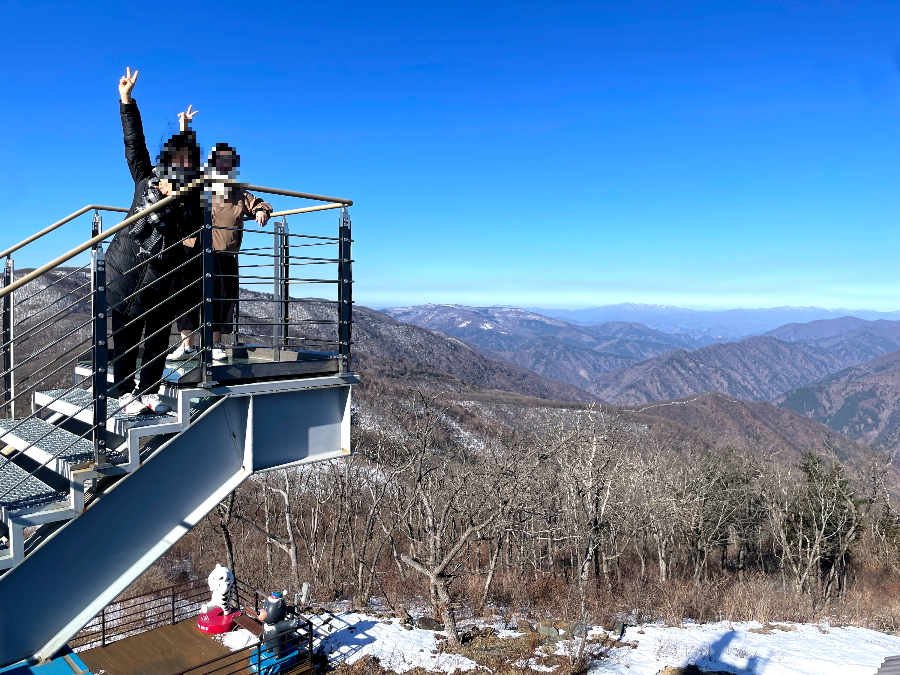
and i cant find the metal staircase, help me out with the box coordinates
[0,181,355,669]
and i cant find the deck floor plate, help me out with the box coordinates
[77,619,232,675]
[77,619,313,675]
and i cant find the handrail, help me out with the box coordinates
[269,203,344,218]
[244,184,353,206]
[0,205,130,260]
[0,178,207,301]
[0,180,352,301]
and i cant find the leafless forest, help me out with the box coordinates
[146,376,900,645]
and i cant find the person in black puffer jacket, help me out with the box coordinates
[106,67,203,414]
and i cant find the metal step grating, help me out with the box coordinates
[0,417,94,463]
[37,388,173,422]
[0,459,67,512]
[0,418,100,466]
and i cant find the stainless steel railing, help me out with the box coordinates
[0,177,353,510]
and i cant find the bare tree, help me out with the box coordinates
[766,450,866,598]
[379,393,526,645]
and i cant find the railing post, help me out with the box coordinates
[100,605,106,648]
[2,257,13,419]
[91,248,107,466]
[338,207,352,374]
[281,217,290,354]
[200,199,215,386]
[171,585,176,625]
[273,220,284,362]
[92,210,102,241]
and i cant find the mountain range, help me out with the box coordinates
[525,303,900,337]
[378,303,900,470]
[384,305,706,391]
[384,304,900,405]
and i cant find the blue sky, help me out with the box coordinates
[1,1,898,310]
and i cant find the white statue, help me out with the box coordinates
[202,563,235,613]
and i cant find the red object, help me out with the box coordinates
[197,607,240,634]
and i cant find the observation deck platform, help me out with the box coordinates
[75,348,340,390]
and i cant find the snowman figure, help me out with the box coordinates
[201,564,235,613]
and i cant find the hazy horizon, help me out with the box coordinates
[381,301,900,313]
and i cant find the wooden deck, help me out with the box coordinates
[77,619,314,675]
[77,619,233,675]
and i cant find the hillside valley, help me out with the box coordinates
[340,305,886,479]
[776,350,900,458]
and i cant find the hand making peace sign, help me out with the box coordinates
[119,67,139,104]
[178,105,200,132]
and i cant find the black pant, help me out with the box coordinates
[111,300,174,399]
[175,252,239,335]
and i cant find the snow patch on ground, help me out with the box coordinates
[215,612,900,675]
[584,621,900,675]
[313,612,480,673]
[215,628,258,651]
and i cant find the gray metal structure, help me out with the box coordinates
[0,181,355,668]
[878,656,900,675]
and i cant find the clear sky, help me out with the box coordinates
[1,1,898,310]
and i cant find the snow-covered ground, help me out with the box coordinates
[216,612,900,674]
[588,621,900,675]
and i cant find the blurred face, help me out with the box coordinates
[173,147,193,168]
[215,150,235,174]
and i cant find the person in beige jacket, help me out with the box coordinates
[170,138,272,362]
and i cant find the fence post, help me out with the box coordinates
[2,257,13,419]
[91,248,107,466]
[338,207,352,374]
[281,218,290,353]
[273,220,283,362]
[171,585,176,625]
[92,210,102,242]
[100,606,106,648]
[200,199,215,386]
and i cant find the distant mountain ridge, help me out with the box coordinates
[775,350,900,456]
[527,303,900,337]
[382,304,707,390]
[592,336,859,405]
[384,305,900,404]
[593,316,900,405]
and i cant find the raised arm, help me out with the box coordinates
[118,67,153,184]
[178,105,199,132]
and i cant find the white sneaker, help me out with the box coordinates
[142,394,172,414]
[121,391,146,415]
[168,343,198,361]
[212,343,228,362]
